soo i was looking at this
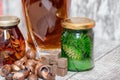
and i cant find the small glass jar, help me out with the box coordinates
[61,17,95,71]
[0,16,26,67]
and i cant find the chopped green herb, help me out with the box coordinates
[61,29,94,71]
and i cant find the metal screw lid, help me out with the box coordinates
[0,16,20,27]
[62,17,95,30]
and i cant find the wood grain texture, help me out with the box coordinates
[67,40,120,80]
[0,38,120,80]
[56,38,120,80]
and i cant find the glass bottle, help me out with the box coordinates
[61,17,95,71]
[22,0,70,53]
[0,16,26,67]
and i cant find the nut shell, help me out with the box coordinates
[35,63,43,76]
[0,64,11,77]
[13,72,25,80]
[25,65,35,74]
[5,73,14,80]
[11,64,21,72]
[14,60,22,67]
[38,65,50,79]
[20,56,27,64]
[28,73,38,80]
[25,59,36,67]
[26,49,36,59]
[19,69,30,78]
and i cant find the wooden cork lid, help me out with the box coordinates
[62,17,95,30]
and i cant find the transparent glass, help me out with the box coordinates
[22,0,70,53]
[61,29,94,71]
[0,25,25,67]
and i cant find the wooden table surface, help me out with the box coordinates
[56,38,120,80]
[0,38,120,80]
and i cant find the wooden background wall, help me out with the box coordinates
[2,0,120,40]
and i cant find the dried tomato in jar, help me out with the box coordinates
[0,16,26,67]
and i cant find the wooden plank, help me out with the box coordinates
[56,72,76,80]
[93,38,120,61]
[68,44,120,80]
[0,39,120,80]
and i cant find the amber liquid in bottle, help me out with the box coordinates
[34,18,63,49]
[22,0,67,50]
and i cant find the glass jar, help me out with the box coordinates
[0,16,26,67]
[22,0,70,53]
[61,17,95,71]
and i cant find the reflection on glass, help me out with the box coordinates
[22,0,69,52]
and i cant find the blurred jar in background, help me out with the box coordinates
[22,0,71,52]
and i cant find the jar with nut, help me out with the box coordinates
[0,16,26,67]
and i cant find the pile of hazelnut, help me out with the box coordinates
[0,49,67,80]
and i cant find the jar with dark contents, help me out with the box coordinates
[61,17,95,71]
[0,16,26,67]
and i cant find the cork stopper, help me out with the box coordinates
[62,17,95,30]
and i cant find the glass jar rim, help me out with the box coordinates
[0,16,20,27]
[62,17,95,30]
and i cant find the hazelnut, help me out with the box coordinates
[14,60,22,67]
[35,63,43,75]
[0,50,67,80]
[0,64,11,77]
[20,56,27,64]
[14,60,25,70]
[14,57,27,70]
[40,66,50,79]
[36,64,50,79]
[20,69,30,78]
[39,55,50,65]
[11,64,21,72]
[28,73,38,80]
[26,49,36,59]
[25,59,36,67]
[46,73,55,80]
[25,65,34,74]
[25,59,37,73]
[13,72,25,80]
[20,65,26,70]
[33,59,40,64]
[4,73,14,80]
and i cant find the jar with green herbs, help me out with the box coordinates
[61,17,95,71]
